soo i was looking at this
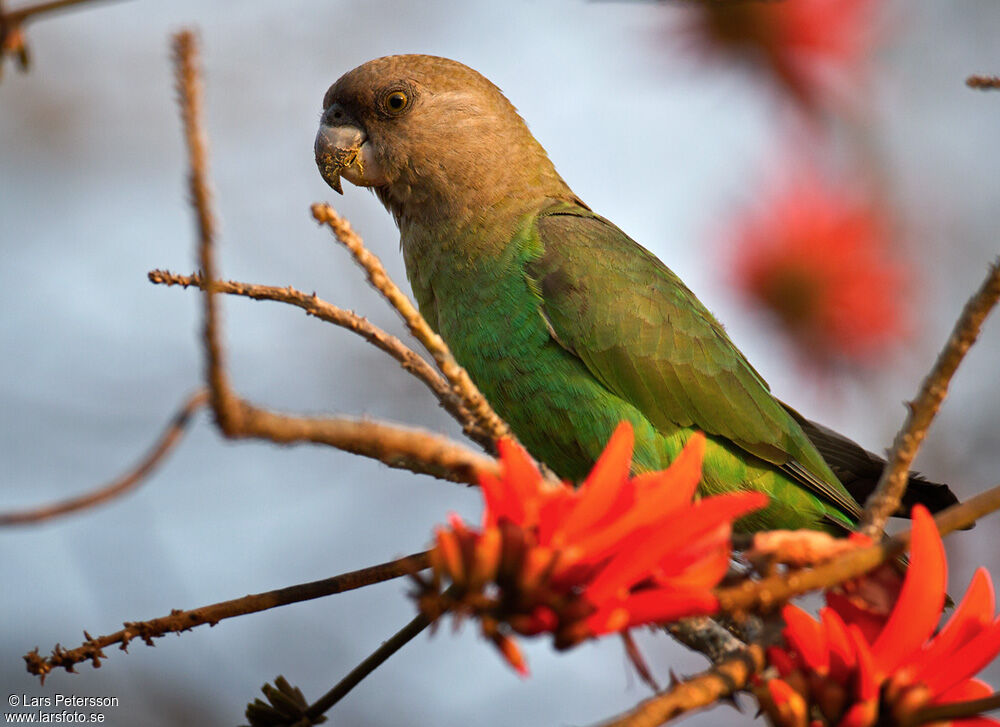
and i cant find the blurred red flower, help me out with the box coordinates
[729,170,908,367]
[682,0,878,112]
[414,422,767,674]
[760,506,1000,727]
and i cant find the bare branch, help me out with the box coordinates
[147,269,493,450]
[0,390,207,526]
[25,551,430,679]
[311,202,511,446]
[597,644,765,727]
[858,260,1000,538]
[297,612,434,725]
[203,406,497,485]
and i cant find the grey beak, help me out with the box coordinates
[315,124,366,195]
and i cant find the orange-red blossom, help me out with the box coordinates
[415,422,767,674]
[762,505,1000,727]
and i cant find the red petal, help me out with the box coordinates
[848,624,879,701]
[586,588,717,634]
[630,432,706,515]
[496,437,545,525]
[825,590,885,645]
[567,433,707,560]
[820,606,856,680]
[554,421,634,544]
[837,701,878,727]
[491,632,529,676]
[767,678,809,727]
[923,617,1000,696]
[768,647,798,678]
[933,677,993,705]
[584,492,766,605]
[872,505,947,674]
[537,485,576,545]
[478,471,507,528]
[783,603,829,674]
[907,568,995,684]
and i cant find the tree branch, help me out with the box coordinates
[596,644,765,727]
[311,202,511,447]
[858,260,1000,538]
[0,390,207,526]
[147,269,493,450]
[24,551,430,680]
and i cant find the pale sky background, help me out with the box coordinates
[2,1,999,725]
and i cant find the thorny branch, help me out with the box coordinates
[0,390,207,526]
[598,645,766,727]
[858,260,1000,538]
[25,551,430,679]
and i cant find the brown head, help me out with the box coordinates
[315,55,577,227]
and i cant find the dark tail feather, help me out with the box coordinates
[784,408,961,518]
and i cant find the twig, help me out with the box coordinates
[1,0,129,79]
[967,75,1000,90]
[597,644,765,727]
[147,269,492,450]
[24,551,430,679]
[311,202,511,447]
[0,390,207,526]
[300,612,434,723]
[1,0,121,24]
[905,691,1000,726]
[858,260,1000,538]
[717,481,1000,615]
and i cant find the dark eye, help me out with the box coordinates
[384,90,409,114]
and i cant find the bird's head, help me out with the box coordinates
[315,54,574,225]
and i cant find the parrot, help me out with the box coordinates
[314,54,957,533]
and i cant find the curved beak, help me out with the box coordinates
[315,123,366,195]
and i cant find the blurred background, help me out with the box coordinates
[1,1,998,725]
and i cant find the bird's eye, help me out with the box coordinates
[383,90,410,114]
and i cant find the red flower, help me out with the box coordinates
[681,0,878,112]
[414,422,768,674]
[761,506,1000,727]
[729,169,907,367]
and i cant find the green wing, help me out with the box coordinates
[525,201,861,520]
